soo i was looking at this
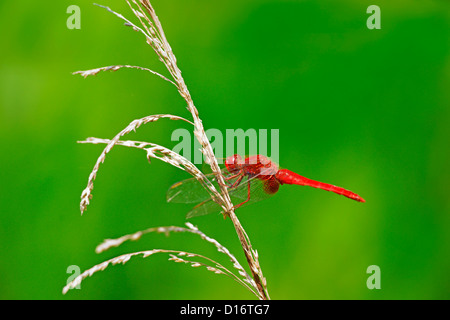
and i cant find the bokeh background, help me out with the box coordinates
[0,0,448,300]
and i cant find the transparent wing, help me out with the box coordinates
[166,166,235,204]
[166,173,218,204]
[167,166,249,204]
[184,175,280,219]
[167,160,281,219]
[229,176,280,201]
[186,198,223,219]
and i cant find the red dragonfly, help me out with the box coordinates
[167,154,365,219]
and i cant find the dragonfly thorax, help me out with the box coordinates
[224,154,244,173]
[225,154,278,177]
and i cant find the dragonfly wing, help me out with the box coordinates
[166,169,229,204]
[167,177,212,204]
[186,198,223,219]
[168,166,281,218]
[228,175,280,202]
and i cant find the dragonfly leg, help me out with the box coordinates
[228,173,244,189]
[218,171,243,188]
[233,177,251,210]
[225,172,242,181]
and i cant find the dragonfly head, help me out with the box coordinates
[225,154,243,173]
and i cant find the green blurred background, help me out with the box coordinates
[0,0,449,300]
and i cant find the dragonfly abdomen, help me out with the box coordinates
[275,169,365,202]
